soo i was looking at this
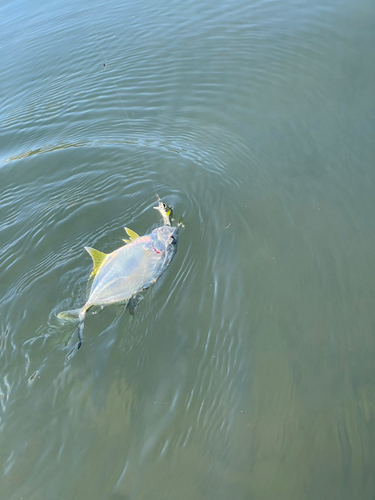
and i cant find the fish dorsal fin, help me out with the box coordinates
[84,247,107,276]
[124,227,140,241]
[122,239,131,243]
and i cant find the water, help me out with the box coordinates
[1,0,375,498]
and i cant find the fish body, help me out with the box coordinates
[58,201,178,348]
[85,226,177,311]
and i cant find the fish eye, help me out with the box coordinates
[170,235,176,244]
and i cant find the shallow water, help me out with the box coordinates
[1,0,375,498]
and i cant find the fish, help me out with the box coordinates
[58,198,179,348]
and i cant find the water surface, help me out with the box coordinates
[1,0,375,499]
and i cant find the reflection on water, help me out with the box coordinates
[1,0,375,498]
[4,142,87,163]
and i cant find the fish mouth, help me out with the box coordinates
[150,226,178,255]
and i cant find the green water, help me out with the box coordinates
[1,0,375,498]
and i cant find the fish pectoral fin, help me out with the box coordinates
[124,227,140,241]
[84,247,107,276]
[128,294,144,316]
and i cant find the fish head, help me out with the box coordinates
[150,226,178,257]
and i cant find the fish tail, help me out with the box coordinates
[77,310,86,349]
[57,307,87,349]
[57,309,81,321]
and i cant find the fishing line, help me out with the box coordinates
[86,7,158,197]
[88,18,131,126]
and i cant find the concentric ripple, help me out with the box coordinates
[0,116,253,499]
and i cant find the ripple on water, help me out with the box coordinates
[0,118,253,494]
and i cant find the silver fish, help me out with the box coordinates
[58,198,178,348]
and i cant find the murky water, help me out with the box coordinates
[1,0,375,498]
